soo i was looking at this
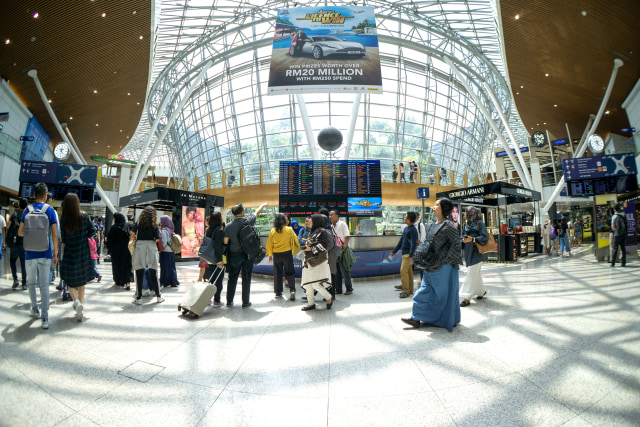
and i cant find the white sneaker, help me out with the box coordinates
[30,308,41,319]
[41,319,49,329]
[142,289,151,297]
[132,297,143,305]
[156,296,165,303]
[75,301,84,321]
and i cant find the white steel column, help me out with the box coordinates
[295,94,319,160]
[482,82,532,188]
[543,59,624,213]
[444,57,529,188]
[128,93,174,194]
[129,61,212,195]
[342,94,362,160]
[28,69,117,214]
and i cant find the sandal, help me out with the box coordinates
[476,291,487,300]
[399,292,412,299]
[460,299,470,307]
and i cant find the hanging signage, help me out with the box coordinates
[495,147,529,157]
[20,136,35,141]
[562,153,638,181]
[0,112,9,122]
[267,6,382,95]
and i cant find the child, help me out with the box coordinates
[88,237,102,282]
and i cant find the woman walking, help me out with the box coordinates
[300,214,333,311]
[131,206,164,305]
[460,206,489,307]
[266,213,299,301]
[558,217,571,257]
[401,198,462,331]
[59,193,96,321]
[398,162,406,183]
[106,213,134,289]
[542,219,551,255]
[204,212,226,306]
[159,215,180,288]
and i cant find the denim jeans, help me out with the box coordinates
[10,246,27,284]
[26,258,52,320]
[559,235,571,254]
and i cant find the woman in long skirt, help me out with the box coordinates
[106,213,134,289]
[402,198,462,332]
[300,214,333,311]
[460,206,489,307]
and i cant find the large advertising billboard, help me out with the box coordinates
[268,6,382,95]
[181,206,205,258]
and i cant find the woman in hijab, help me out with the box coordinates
[459,206,489,307]
[300,214,334,311]
[106,212,134,290]
[159,215,180,288]
[401,198,461,331]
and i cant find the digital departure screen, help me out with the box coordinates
[568,176,637,197]
[279,160,382,216]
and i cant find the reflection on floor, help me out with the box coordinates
[0,245,638,426]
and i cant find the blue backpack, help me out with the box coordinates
[549,225,556,239]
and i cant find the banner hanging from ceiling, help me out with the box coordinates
[267,6,382,95]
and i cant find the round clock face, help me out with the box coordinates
[54,143,70,160]
[588,135,604,153]
[531,131,547,147]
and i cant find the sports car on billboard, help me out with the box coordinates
[291,36,366,59]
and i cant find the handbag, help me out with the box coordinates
[290,228,301,256]
[198,236,217,263]
[305,249,327,267]
[156,239,165,252]
[475,232,497,254]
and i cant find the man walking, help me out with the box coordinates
[224,202,268,308]
[8,199,28,289]
[329,210,353,295]
[610,204,627,267]
[18,182,59,329]
[391,211,418,298]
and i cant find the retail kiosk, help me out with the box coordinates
[437,182,542,262]
[119,187,224,259]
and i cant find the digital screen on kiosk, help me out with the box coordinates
[347,197,382,217]
[279,160,382,216]
[181,206,205,258]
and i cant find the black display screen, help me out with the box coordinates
[279,160,382,216]
[19,182,95,203]
[568,176,637,197]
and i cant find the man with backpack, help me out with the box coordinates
[18,183,59,329]
[223,202,268,308]
[610,204,627,267]
[8,199,28,289]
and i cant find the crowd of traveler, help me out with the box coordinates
[4,183,632,332]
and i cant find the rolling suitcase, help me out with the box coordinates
[178,266,225,318]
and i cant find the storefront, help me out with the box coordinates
[119,187,224,259]
[437,182,542,262]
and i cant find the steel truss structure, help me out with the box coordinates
[121,0,529,191]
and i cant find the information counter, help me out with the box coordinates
[253,235,404,277]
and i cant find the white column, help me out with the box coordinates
[543,59,624,213]
[295,94,319,160]
[482,82,532,188]
[342,94,362,160]
[443,57,529,188]
[129,61,212,195]
[27,69,117,214]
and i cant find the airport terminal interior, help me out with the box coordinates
[1,1,640,426]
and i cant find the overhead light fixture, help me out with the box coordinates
[605,110,610,115]
[96,123,99,126]
[516,92,519,95]
[514,14,519,20]
[5,39,9,44]
[48,99,52,103]
[101,12,106,17]
[127,92,130,95]
[33,12,39,18]
[93,89,98,93]
[120,129,123,132]
[136,102,140,105]
[133,11,137,15]
[554,104,557,107]
[139,35,143,39]
[545,73,549,77]
[581,11,587,16]
[520,85,524,89]
[95,141,98,144]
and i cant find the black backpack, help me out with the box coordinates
[6,212,20,247]
[238,219,266,264]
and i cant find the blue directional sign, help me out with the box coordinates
[621,127,636,133]
[20,136,34,141]
[562,153,638,181]
[416,187,430,199]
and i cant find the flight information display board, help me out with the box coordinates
[279,160,382,216]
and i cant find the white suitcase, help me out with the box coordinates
[178,266,225,318]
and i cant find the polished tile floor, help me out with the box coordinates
[0,245,638,426]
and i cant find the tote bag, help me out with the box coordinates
[475,233,497,254]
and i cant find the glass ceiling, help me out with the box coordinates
[121,0,529,191]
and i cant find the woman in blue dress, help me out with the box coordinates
[401,198,462,332]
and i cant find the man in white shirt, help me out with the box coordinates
[329,210,353,295]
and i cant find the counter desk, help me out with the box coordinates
[253,235,404,277]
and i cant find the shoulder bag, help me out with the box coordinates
[475,232,496,254]
[413,222,445,269]
[290,227,301,256]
